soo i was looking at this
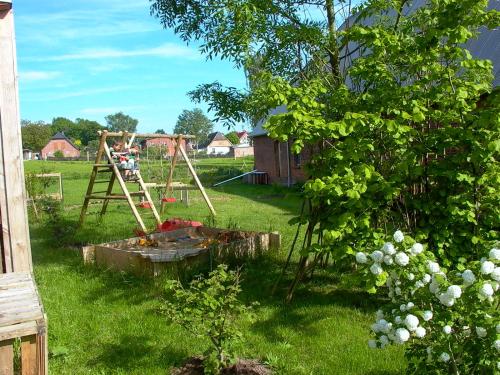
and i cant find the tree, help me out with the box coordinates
[151,0,346,126]
[51,117,104,146]
[225,131,239,145]
[21,120,52,152]
[155,129,166,134]
[105,112,138,133]
[173,108,213,147]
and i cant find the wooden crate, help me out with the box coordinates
[0,272,47,375]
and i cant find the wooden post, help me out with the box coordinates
[178,145,216,216]
[0,339,14,374]
[161,136,182,214]
[0,3,32,272]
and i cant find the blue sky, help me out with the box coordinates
[15,0,247,133]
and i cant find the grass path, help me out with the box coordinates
[25,160,405,374]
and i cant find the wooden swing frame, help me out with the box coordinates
[79,131,215,233]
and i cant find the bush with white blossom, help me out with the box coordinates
[356,233,499,374]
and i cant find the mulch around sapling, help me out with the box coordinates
[171,357,272,375]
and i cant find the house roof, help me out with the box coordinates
[250,0,499,138]
[236,131,248,138]
[199,132,231,148]
[49,132,79,150]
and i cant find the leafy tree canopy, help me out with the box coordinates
[21,120,52,152]
[51,117,104,146]
[173,108,213,146]
[225,131,240,145]
[105,112,138,133]
[155,129,166,134]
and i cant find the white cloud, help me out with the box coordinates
[20,71,61,82]
[33,43,198,62]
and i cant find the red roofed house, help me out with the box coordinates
[41,132,80,159]
[236,131,249,145]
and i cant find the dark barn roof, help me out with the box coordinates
[49,132,79,150]
[199,132,231,148]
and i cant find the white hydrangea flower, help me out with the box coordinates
[489,248,500,260]
[395,287,402,296]
[426,347,432,355]
[370,250,384,263]
[407,273,415,281]
[415,281,424,289]
[494,340,500,352]
[427,261,440,274]
[368,339,377,349]
[375,310,384,320]
[476,327,487,338]
[462,269,476,285]
[394,328,410,344]
[393,230,404,243]
[395,252,409,266]
[429,280,440,295]
[479,283,494,299]
[438,293,455,307]
[439,352,450,363]
[423,311,433,321]
[395,316,402,324]
[443,325,452,334]
[383,255,393,265]
[422,274,431,284]
[415,326,426,338]
[381,322,393,334]
[379,335,389,346]
[481,261,495,275]
[370,263,383,275]
[404,314,419,331]
[406,302,414,310]
[400,304,406,312]
[410,243,423,256]
[382,242,396,255]
[447,285,462,299]
[491,267,500,282]
[355,252,368,264]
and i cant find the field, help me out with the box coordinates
[25,158,405,374]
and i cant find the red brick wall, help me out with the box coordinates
[144,138,187,156]
[231,146,254,158]
[41,140,80,158]
[253,135,309,185]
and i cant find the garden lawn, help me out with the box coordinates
[25,159,405,374]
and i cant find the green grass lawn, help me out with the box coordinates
[25,159,405,374]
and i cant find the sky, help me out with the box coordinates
[14,0,248,134]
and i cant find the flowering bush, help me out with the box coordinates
[355,231,499,374]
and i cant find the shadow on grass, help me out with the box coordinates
[86,334,189,372]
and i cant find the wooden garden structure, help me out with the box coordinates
[79,131,216,233]
[0,1,48,373]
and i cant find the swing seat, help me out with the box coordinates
[139,201,151,209]
[161,197,177,203]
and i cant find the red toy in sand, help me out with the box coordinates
[157,218,203,232]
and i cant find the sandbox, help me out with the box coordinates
[82,227,281,276]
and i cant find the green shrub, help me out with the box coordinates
[163,265,255,374]
[53,150,64,158]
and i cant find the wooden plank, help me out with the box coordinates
[135,171,161,225]
[0,7,32,272]
[0,338,14,375]
[37,317,48,375]
[161,136,182,214]
[99,172,116,217]
[101,131,195,139]
[0,321,37,341]
[21,335,37,375]
[0,310,44,327]
[178,145,216,216]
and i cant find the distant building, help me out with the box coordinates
[41,132,80,159]
[199,132,233,155]
[236,131,250,145]
[141,137,188,157]
[230,144,254,158]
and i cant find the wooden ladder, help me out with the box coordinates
[79,131,162,232]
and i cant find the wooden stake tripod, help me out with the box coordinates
[79,130,162,232]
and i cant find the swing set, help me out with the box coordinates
[79,130,216,232]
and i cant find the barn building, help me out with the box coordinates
[141,137,188,157]
[41,132,80,159]
[200,132,233,155]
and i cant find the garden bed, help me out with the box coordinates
[81,227,281,276]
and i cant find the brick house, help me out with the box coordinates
[141,137,187,157]
[200,132,233,155]
[41,132,80,158]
